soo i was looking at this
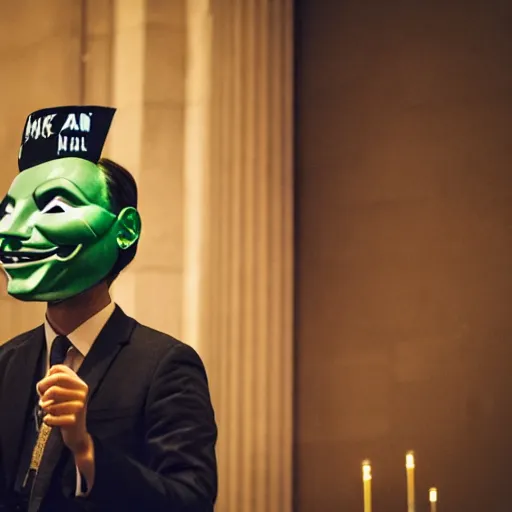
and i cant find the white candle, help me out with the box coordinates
[429,487,437,512]
[362,459,372,512]
[406,451,415,512]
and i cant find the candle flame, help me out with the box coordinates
[362,460,372,481]
[429,487,437,502]
[405,451,415,469]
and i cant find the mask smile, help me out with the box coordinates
[0,245,82,267]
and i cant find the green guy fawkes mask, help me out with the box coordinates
[0,105,141,302]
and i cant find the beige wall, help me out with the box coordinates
[295,1,512,510]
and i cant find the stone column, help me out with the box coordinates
[107,0,148,316]
[184,0,294,510]
[106,0,187,339]
[182,0,212,353]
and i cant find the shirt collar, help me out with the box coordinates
[44,301,116,361]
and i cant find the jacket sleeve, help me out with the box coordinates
[77,342,218,512]
[0,445,6,511]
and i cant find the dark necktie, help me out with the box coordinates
[49,335,72,368]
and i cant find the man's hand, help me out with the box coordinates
[38,364,96,494]
[37,365,91,456]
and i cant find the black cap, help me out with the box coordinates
[18,105,116,172]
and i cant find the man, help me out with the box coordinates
[0,106,217,511]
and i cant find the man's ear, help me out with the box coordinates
[115,207,141,250]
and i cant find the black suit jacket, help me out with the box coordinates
[0,305,217,511]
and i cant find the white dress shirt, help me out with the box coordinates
[43,300,115,497]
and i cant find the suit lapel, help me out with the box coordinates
[29,305,136,511]
[0,326,44,488]
[77,305,136,403]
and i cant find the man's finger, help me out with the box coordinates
[48,364,76,377]
[39,399,55,409]
[37,373,86,396]
[43,401,84,416]
[43,414,77,427]
[40,386,87,404]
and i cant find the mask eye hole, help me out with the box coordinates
[41,197,71,214]
[0,198,14,220]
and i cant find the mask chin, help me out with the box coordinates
[6,242,119,303]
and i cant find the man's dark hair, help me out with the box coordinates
[97,158,139,283]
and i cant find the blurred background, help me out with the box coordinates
[2,0,512,510]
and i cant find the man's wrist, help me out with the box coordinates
[74,434,95,495]
[72,433,94,459]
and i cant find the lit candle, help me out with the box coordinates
[429,487,437,512]
[362,459,372,512]
[405,451,415,512]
